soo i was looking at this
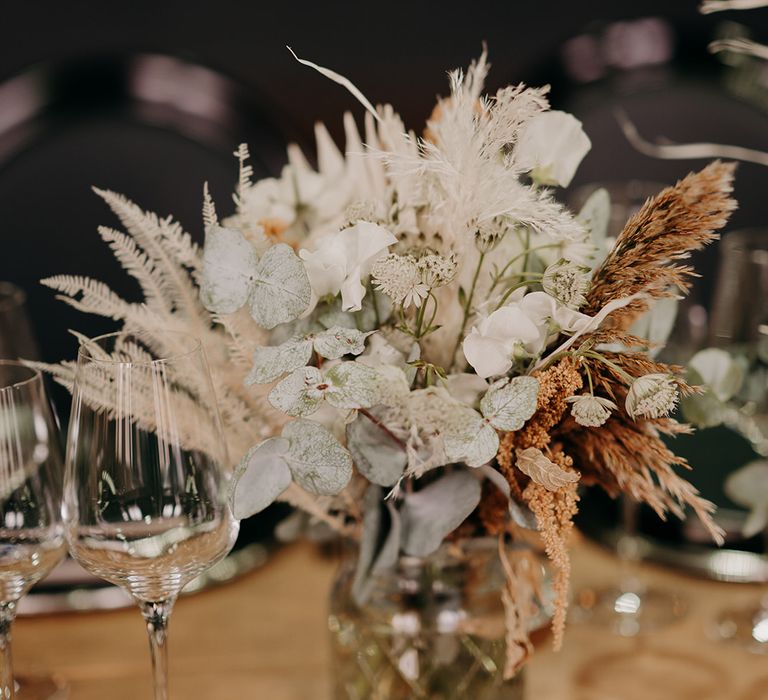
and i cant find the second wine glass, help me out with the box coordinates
[64,331,239,699]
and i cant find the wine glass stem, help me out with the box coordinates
[140,599,174,700]
[0,601,17,700]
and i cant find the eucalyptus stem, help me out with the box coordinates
[494,276,540,310]
[489,243,561,294]
[451,251,486,367]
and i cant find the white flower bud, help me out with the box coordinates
[625,373,679,419]
[566,394,616,427]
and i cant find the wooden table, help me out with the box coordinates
[13,539,768,699]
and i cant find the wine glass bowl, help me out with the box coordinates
[64,330,238,698]
[0,361,66,698]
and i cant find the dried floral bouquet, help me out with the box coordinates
[37,51,736,675]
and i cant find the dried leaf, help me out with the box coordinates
[516,447,579,491]
[480,376,539,431]
[282,419,353,495]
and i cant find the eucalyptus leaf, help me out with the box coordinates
[401,471,482,557]
[629,297,678,357]
[690,347,745,403]
[325,362,380,409]
[346,410,407,487]
[725,460,768,538]
[480,376,539,431]
[282,419,353,495]
[249,243,311,329]
[578,187,610,254]
[313,327,373,360]
[352,486,382,605]
[268,366,325,417]
[443,409,499,468]
[230,437,292,519]
[246,339,314,385]
[200,226,258,314]
[478,465,538,529]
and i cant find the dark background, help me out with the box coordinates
[1,0,768,366]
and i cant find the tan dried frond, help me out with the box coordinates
[522,446,579,651]
[558,414,724,544]
[584,161,736,328]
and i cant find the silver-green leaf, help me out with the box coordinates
[313,327,373,360]
[246,339,314,385]
[268,366,325,417]
[249,243,311,329]
[480,376,539,431]
[443,408,499,468]
[346,410,406,487]
[200,226,258,314]
[282,419,353,495]
[325,362,380,410]
[401,471,482,557]
[230,437,292,519]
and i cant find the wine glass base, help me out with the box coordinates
[711,605,768,653]
[15,674,67,699]
[575,586,688,636]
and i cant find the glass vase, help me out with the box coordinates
[328,540,526,700]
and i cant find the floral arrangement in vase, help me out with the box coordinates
[37,50,736,678]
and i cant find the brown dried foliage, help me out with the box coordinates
[584,160,737,329]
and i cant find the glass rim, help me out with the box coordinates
[0,281,27,312]
[76,330,204,366]
[0,359,42,391]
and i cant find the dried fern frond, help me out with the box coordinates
[585,161,737,329]
[202,182,218,230]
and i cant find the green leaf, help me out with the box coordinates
[325,362,380,410]
[268,366,325,417]
[200,226,258,314]
[282,419,353,495]
[443,408,500,468]
[401,471,482,557]
[346,410,406,487]
[246,339,314,385]
[351,486,382,604]
[577,187,610,252]
[249,243,311,329]
[480,376,539,431]
[230,438,292,519]
[313,326,373,360]
[690,347,745,403]
[725,460,768,538]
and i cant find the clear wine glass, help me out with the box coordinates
[707,229,768,651]
[64,330,239,699]
[0,361,67,699]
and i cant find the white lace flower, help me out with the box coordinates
[515,111,591,187]
[343,200,388,228]
[625,373,679,419]
[542,260,591,309]
[566,394,616,427]
[371,254,429,308]
[417,253,457,288]
[299,222,397,312]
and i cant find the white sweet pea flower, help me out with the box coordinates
[462,291,592,379]
[299,222,397,312]
[515,111,591,187]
